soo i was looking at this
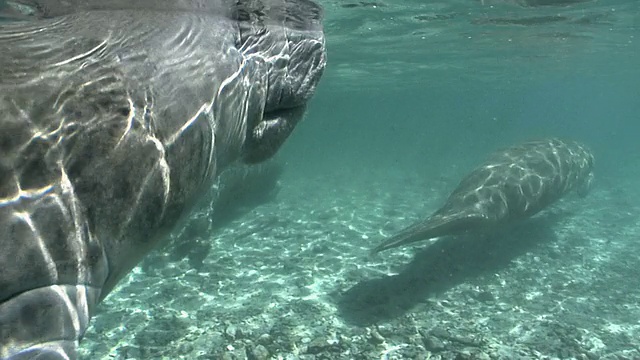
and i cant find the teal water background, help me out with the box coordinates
[283,0,639,182]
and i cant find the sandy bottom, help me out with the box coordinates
[80,164,640,360]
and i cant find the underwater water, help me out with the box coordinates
[65,1,639,359]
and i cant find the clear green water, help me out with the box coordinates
[285,0,639,179]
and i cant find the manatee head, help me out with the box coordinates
[6,0,327,165]
[234,0,326,164]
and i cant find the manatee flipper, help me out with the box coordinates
[371,213,486,254]
[243,105,307,164]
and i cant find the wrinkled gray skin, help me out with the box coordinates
[0,0,326,358]
[372,139,594,254]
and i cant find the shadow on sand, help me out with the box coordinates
[335,213,567,326]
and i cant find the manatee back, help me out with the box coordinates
[437,138,594,222]
[6,0,229,17]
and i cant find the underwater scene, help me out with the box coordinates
[0,0,638,359]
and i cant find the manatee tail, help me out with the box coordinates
[370,213,485,254]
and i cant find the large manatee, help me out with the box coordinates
[0,0,326,358]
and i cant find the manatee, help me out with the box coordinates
[372,138,594,254]
[0,1,326,358]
